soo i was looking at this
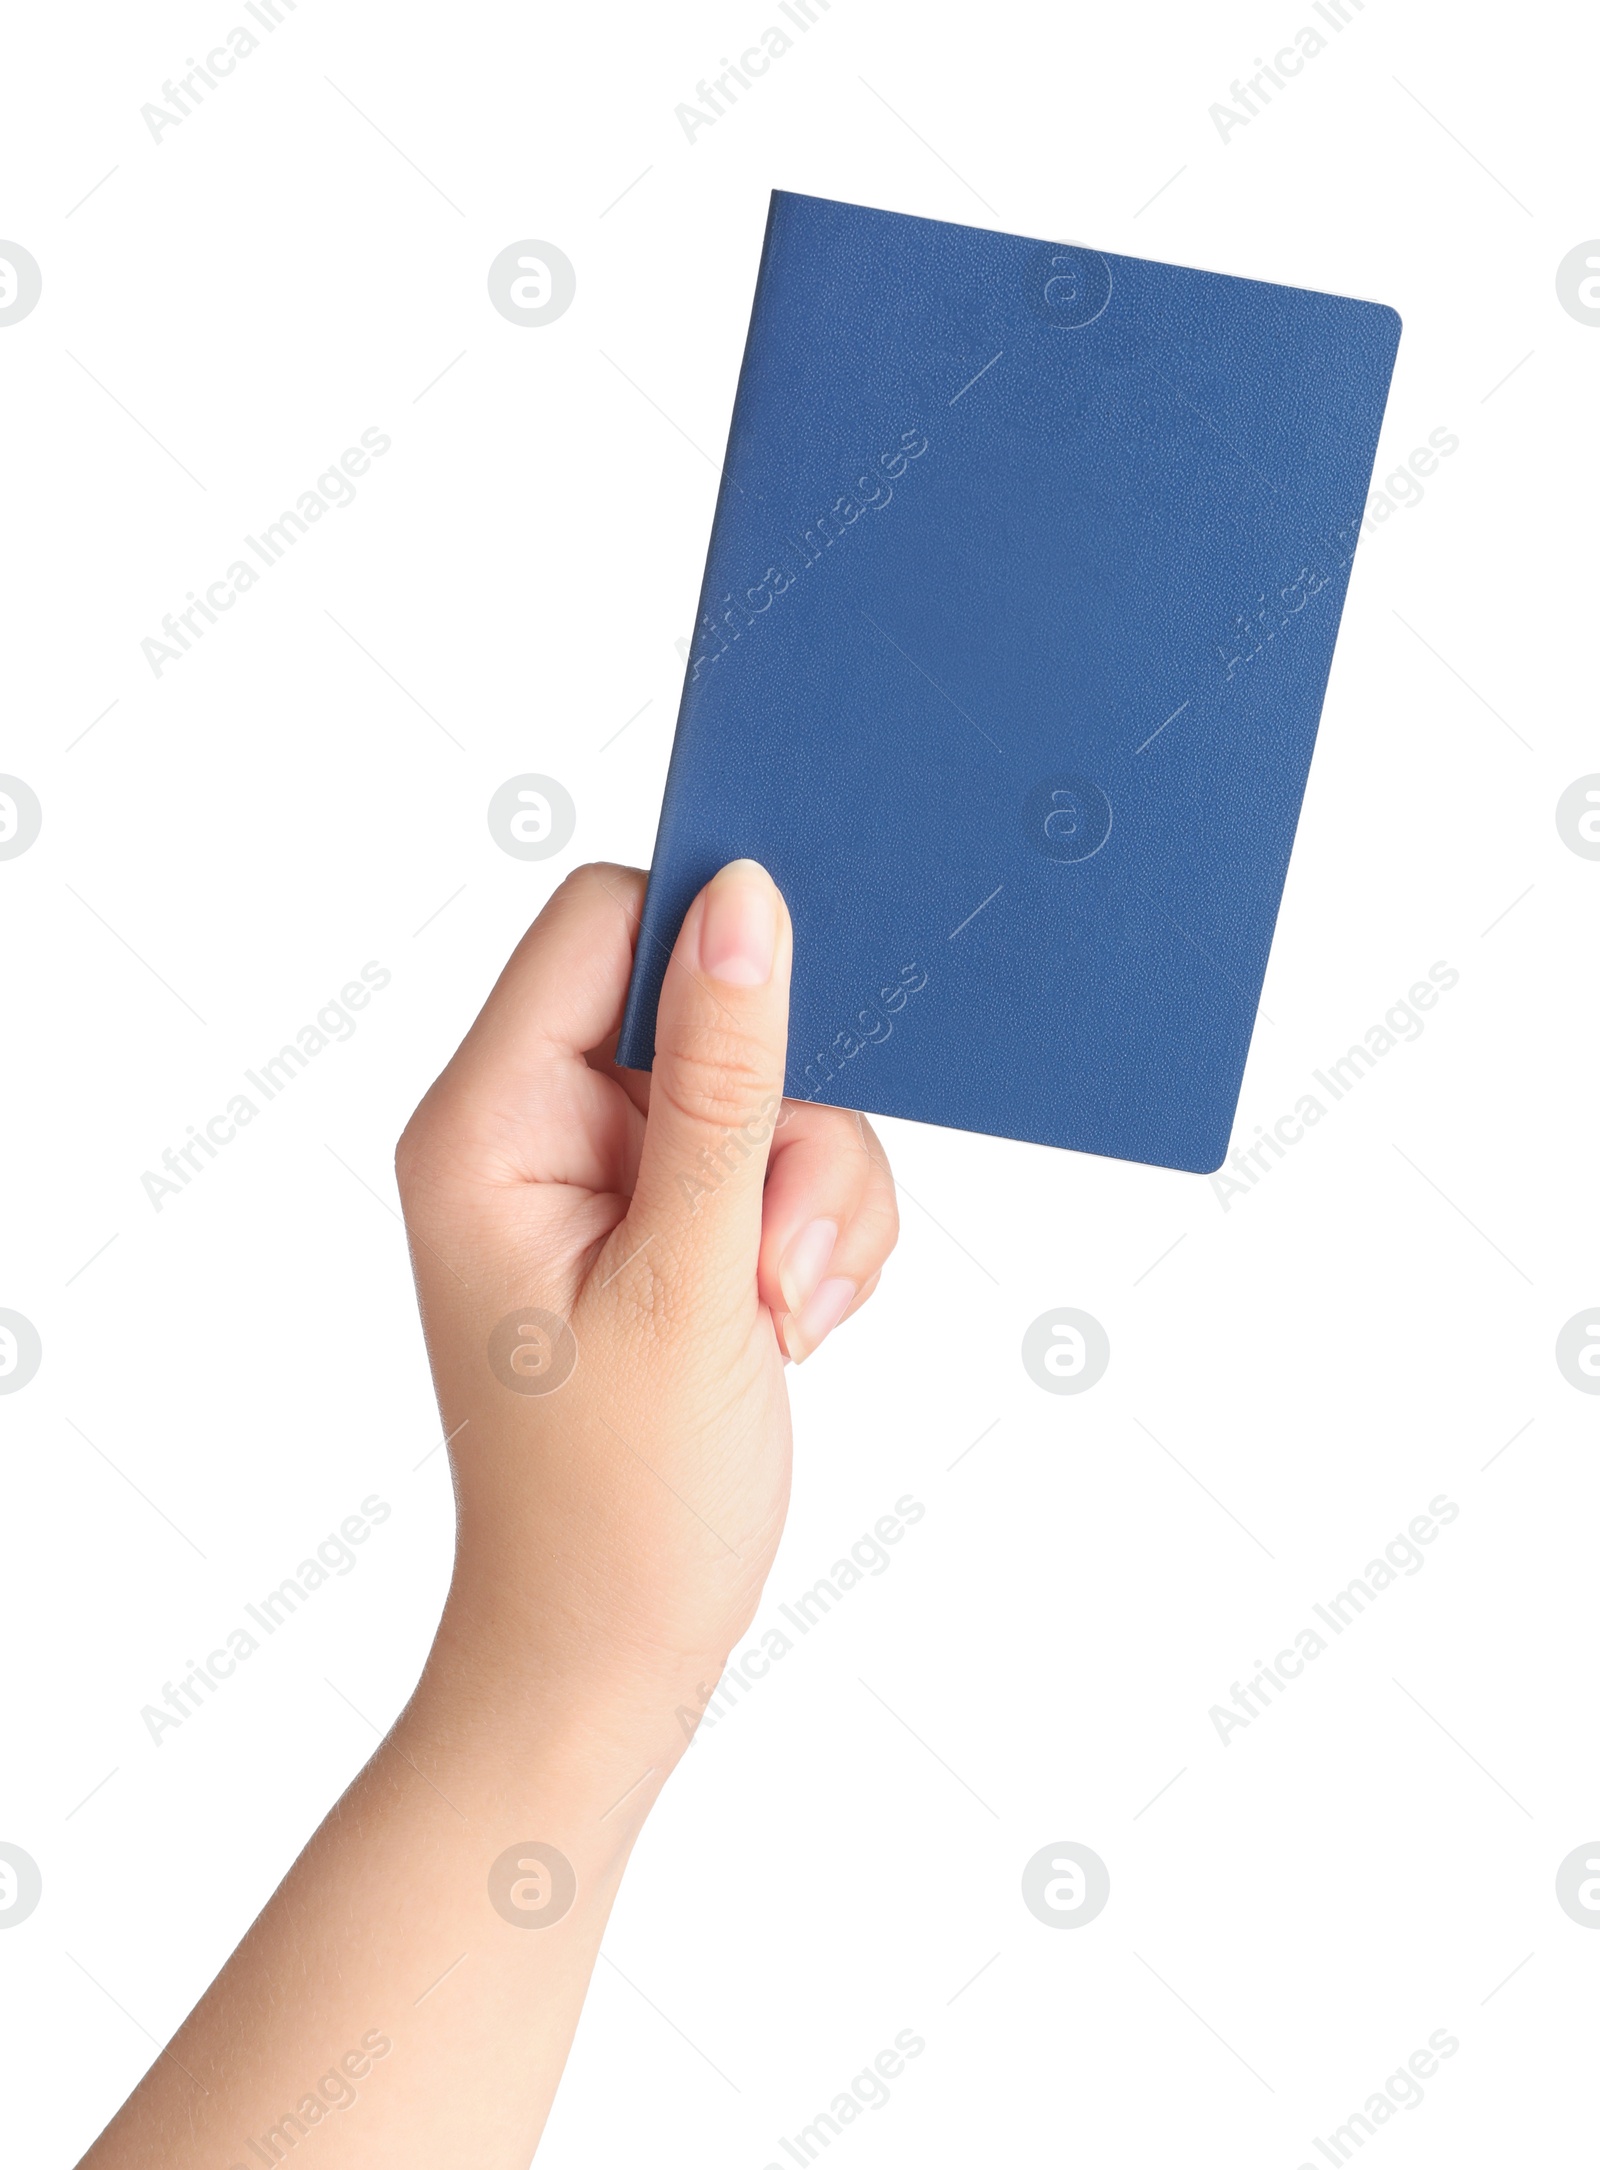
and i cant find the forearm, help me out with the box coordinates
[79,1572,690,2170]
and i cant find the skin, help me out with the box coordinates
[79,858,899,2169]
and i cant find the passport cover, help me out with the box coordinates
[616,190,1401,1174]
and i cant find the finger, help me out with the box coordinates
[758,1107,899,1362]
[756,1102,892,1309]
[402,863,647,1189]
[625,860,791,1302]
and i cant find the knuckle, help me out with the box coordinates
[653,1031,777,1133]
[560,859,642,915]
[393,1114,429,1197]
[394,1091,457,1197]
[564,858,630,898]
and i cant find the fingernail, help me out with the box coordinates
[697,859,776,986]
[788,1275,856,1364]
[779,1218,838,1317]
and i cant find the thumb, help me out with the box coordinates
[625,859,792,1303]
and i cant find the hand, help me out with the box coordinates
[80,859,901,2170]
[395,858,900,1749]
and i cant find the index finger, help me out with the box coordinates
[402,862,647,1186]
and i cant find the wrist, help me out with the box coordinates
[434,1480,773,1763]
[412,1578,711,1819]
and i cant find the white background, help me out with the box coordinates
[2,1,1596,2164]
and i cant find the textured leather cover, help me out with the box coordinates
[616,191,1400,1173]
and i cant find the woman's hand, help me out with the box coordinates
[396,858,900,1748]
[79,858,899,2170]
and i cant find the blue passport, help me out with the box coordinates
[616,191,1400,1173]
